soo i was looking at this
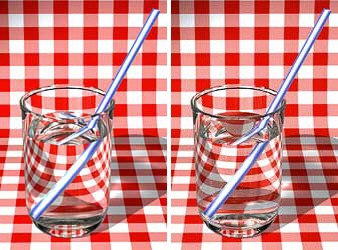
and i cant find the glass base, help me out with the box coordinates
[32,214,106,238]
[202,210,278,238]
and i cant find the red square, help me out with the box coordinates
[255,1,270,14]
[129,232,150,242]
[313,79,327,91]
[225,28,239,40]
[23,1,38,14]
[284,27,299,40]
[171,79,182,92]
[84,78,98,88]
[54,53,68,66]
[301,232,321,242]
[172,27,180,40]
[224,1,239,14]
[113,1,129,14]
[315,1,330,13]
[24,27,39,40]
[255,27,269,40]
[195,1,209,14]
[25,79,39,92]
[313,53,328,66]
[172,105,181,117]
[195,27,210,40]
[0,105,10,117]
[171,53,181,66]
[0,2,8,14]
[113,52,126,66]
[0,53,9,66]
[24,53,39,66]
[54,27,68,40]
[84,1,98,14]
[195,53,210,66]
[285,0,299,14]
[144,1,159,12]
[255,53,269,66]
[141,79,156,91]
[11,233,32,242]
[285,104,298,117]
[83,27,98,40]
[83,53,98,66]
[284,53,298,66]
[0,80,10,91]
[53,1,68,14]
[143,104,157,116]
[142,52,157,65]
[313,104,327,116]
[113,27,128,40]
[225,53,239,66]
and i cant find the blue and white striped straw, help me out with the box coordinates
[203,8,330,218]
[30,9,160,220]
[58,8,161,145]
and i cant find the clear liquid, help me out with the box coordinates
[24,112,111,237]
[195,112,282,237]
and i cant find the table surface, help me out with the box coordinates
[172,136,338,250]
[0,136,167,250]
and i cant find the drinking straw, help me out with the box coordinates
[203,9,330,218]
[232,9,331,146]
[58,8,161,145]
[30,9,160,220]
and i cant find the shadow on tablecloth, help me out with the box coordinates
[267,135,338,232]
[96,135,167,232]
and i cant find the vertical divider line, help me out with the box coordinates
[166,0,172,247]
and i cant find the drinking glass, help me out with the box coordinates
[20,85,114,238]
[191,85,285,237]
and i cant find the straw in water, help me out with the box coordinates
[203,8,331,218]
[30,9,160,220]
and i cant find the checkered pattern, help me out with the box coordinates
[0,0,167,249]
[24,134,111,212]
[195,135,282,213]
[172,0,338,249]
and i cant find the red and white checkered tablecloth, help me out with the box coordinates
[0,0,167,249]
[172,0,338,249]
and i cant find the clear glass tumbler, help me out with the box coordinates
[191,85,285,238]
[20,85,114,238]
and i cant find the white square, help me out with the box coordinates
[68,14,83,27]
[269,40,284,53]
[322,242,338,250]
[10,91,24,105]
[298,116,314,129]
[147,223,166,232]
[269,65,284,79]
[281,190,295,198]
[242,242,262,250]
[126,65,142,79]
[56,155,67,164]
[30,243,51,250]
[128,39,142,52]
[180,40,195,53]
[68,40,84,53]
[68,66,83,79]
[328,66,338,78]
[98,40,113,53]
[299,13,314,27]
[156,65,167,79]
[10,66,25,79]
[297,65,313,79]
[240,40,255,53]
[180,116,193,129]
[210,40,225,53]
[140,190,158,198]
[109,242,132,250]
[108,206,126,215]
[209,14,224,27]
[269,14,284,27]
[70,242,91,250]
[156,91,167,104]
[9,14,24,27]
[157,39,167,53]
[239,66,254,79]
[328,116,338,126]
[128,14,143,27]
[0,207,15,215]
[210,66,225,79]
[109,222,129,233]
[38,14,54,27]
[98,65,112,79]
[39,66,54,79]
[330,14,338,27]
[302,150,319,157]
[314,205,334,215]
[181,66,196,79]
[0,243,10,250]
[9,40,24,53]
[157,116,167,128]
[171,191,189,199]
[239,14,255,27]
[298,39,314,53]
[281,242,303,250]
[39,40,54,53]
[127,91,142,104]
[279,206,297,214]
[280,222,300,233]
[180,14,195,27]
[10,117,21,129]
[98,14,114,27]
[158,13,167,27]
[311,190,330,198]
[127,117,143,128]
[328,39,338,53]
[0,224,13,234]
[180,91,195,105]
[172,176,190,184]
[327,91,338,104]
[143,205,163,215]
[297,91,313,104]
[201,242,222,250]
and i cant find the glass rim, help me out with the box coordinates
[190,84,286,120]
[19,84,115,120]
